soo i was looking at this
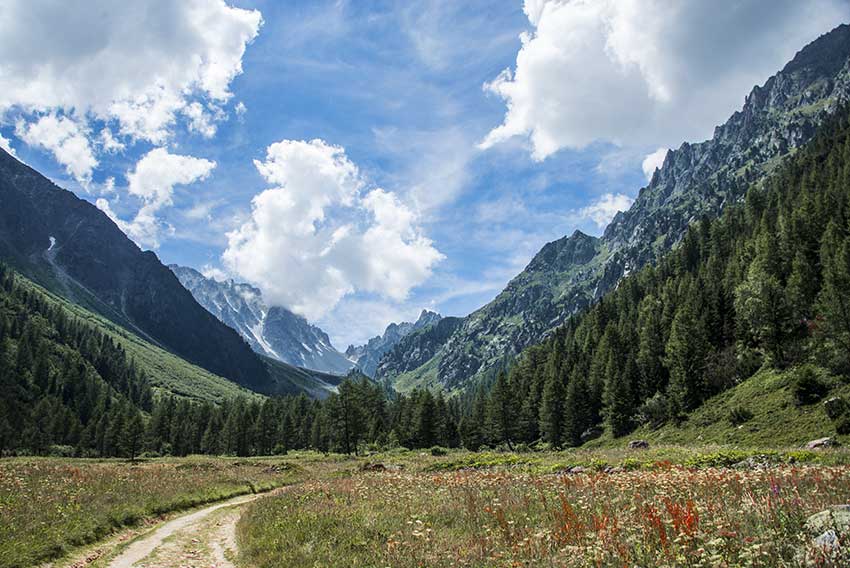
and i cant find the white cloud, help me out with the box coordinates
[222,139,443,321]
[0,1,261,148]
[201,265,229,282]
[100,148,216,248]
[318,298,424,352]
[15,114,97,185]
[578,193,633,229]
[98,128,125,153]
[183,102,218,138]
[481,0,848,160]
[642,147,669,181]
[0,133,17,158]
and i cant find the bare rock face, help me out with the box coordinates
[382,24,850,393]
[170,265,353,375]
[346,310,442,377]
[806,437,836,450]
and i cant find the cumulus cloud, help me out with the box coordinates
[0,0,261,148]
[642,147,669,181]
[0,133,18,158]
[222,139,443,321]
[99,148,216,248]
[578,193,633,229]
[15,114,97,185]
[482,0,848,161]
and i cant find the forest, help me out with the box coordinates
[3,109,850,458]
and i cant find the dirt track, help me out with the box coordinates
[106,491,268,568]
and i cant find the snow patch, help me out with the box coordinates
[250,321,279,358]
[47,236,56,251]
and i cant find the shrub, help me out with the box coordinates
[636,392,669,428]
[824,396,848,420]
[429,446,448,456]
[791,366,830,406]
[835,414,850,436]
[728,406,754,426]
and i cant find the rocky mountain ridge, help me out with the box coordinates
[345,310,442,377]
[170,265,354,375]
[386,23,850,391]
[0,148,271,391]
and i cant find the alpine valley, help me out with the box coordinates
[5,9,850,568]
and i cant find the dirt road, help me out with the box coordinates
[106,491,267,568]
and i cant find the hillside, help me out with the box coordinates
[385,23,850,393]
[170,265,353,375]
[0,148,271,390]
[346,310,441,377]
[454,104,850,450]
[622,367,850,448]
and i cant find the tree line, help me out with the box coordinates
[3,109,850,457]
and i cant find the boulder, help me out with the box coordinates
[805,505,850,536]
[806,437,836,450]
[628,440,650,449]
[732,455,774,470]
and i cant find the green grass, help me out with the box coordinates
[0,456,302,568]
[393,352,442,393]
[17,274,262,403]
[238,448,850,567]
[621,368,850,449]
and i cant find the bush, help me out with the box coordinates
[46,445,75,458]
[791,366,830,406]
[636,392,669,428]
[835,414,850,435]
[429,446,448,456]
[824,397,848,420]
[728,406,754,426]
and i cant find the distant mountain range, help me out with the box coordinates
[379,23,850,392]
[0,147,272,392]
[0,146,349,399]
[345,310,441,377]
[170,265,353,375]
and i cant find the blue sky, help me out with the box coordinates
[1,0,847,348]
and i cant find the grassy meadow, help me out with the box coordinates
[3,447,850,568]
[0,456,302,567]
[234,447,850,567]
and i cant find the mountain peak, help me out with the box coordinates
[170,265,353,375]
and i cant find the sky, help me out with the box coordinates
[1,0,848,349]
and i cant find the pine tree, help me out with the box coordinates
[486,371,516,448]
[665,301,710,416]
[539,341,565,448]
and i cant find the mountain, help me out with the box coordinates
[374,316,463,391]
[170,265,353,375]
[383,23,850,392]
[468,105,850,448]
[345,310,442,377]
[0,148,271,391]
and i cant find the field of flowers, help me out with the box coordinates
[238,456,850,567]
[0,456,300,568]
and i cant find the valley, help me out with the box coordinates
[1,3,850,567]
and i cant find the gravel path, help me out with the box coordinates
[107,492,264,568]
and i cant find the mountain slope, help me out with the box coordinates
[389,23,850,392]
[375,316,462,385]
[460,105,850,450]
[170,265,353,375]
[345,310,441,377]
[0,149,270,391]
